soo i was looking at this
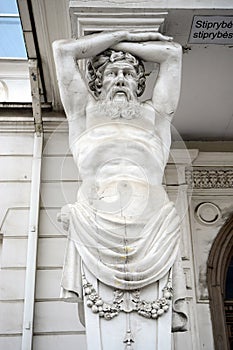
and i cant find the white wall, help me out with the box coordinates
[1,124,233,349]
[0,129,86,350]
[0,133,33,349]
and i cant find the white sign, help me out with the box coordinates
[189,16,233,44]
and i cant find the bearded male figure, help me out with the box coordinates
[53,31,184,349]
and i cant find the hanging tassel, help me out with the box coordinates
[123,329,134,349]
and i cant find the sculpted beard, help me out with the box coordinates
[98,86,141,120]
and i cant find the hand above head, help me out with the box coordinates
[53,30,174,63]
[124,31,173,43]
[52,28,181,134]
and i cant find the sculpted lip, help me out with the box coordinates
[115,91,126,96]
[114,87,127,94]
[111,87,130,100]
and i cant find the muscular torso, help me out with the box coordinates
[64,101,180,291]
[69,100,171,168]
[68,102,171,218]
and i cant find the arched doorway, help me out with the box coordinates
[207,214,233,350]
[225,255,233,349]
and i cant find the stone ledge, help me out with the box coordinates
[70,0,233,10]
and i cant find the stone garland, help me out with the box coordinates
[82,272,173,321]
[186,169,233,189]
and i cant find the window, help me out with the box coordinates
[0,0,31,102]
[225,256,233,348]
[0,0,27,58]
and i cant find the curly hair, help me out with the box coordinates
[86,49,146,98]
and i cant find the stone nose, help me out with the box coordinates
[116,71,125,87]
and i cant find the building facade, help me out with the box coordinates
[0,1,233,349]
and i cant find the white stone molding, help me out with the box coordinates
[69,0,233,10]
[168,184,201,350]
[167,185,191,261]
[186,168,233,189]
[195,202,222,225]
[0,109,66,133]
[190,195,233,305]
[70,7,168,37]
[168,149,198,165]
[0,59,31,103]
[18,0,71,110]
[183,268,192,290]
[193,152,233,166]
[0,80,8,101]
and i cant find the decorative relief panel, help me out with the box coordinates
[195,202,221,225]
[190,196,233,303]
[186,168,233,189]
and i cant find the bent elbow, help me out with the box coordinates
[52,39,75,55]
[171,43,182,58]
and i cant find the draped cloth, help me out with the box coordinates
[67,199,179,291]
[60,120,181,296]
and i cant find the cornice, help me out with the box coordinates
[186,168,233,189]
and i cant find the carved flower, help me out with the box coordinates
[157,309,164,316]
[152,303,160,310]
[96,299,103,306]
[111,305,118,313]
[92,305,99,313]
[86,299,93,307]
[103,303,111,312]
[163,291,172,299]
[84,287,92,295]
[144,303,152,312]
[89,293,98,301]
[104,312,113,320]
[138,310,151,318]
[160,298,167,306]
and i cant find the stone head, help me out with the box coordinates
[86,50,146,101]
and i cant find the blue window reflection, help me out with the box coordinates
[0,0,18,14]
[0,0,27,58]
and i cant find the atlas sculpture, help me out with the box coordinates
[53,30,185,349]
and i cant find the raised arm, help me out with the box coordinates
[53,31,177,117]
[53,31,145,144]
[53,31,138,120]
[53,32,139,144]
[53,31,181,148]
[112,36,182,119]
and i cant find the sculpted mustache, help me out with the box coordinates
[110,87,132,101]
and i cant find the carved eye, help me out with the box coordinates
[125,72,135,78]
[105,71,115,77]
